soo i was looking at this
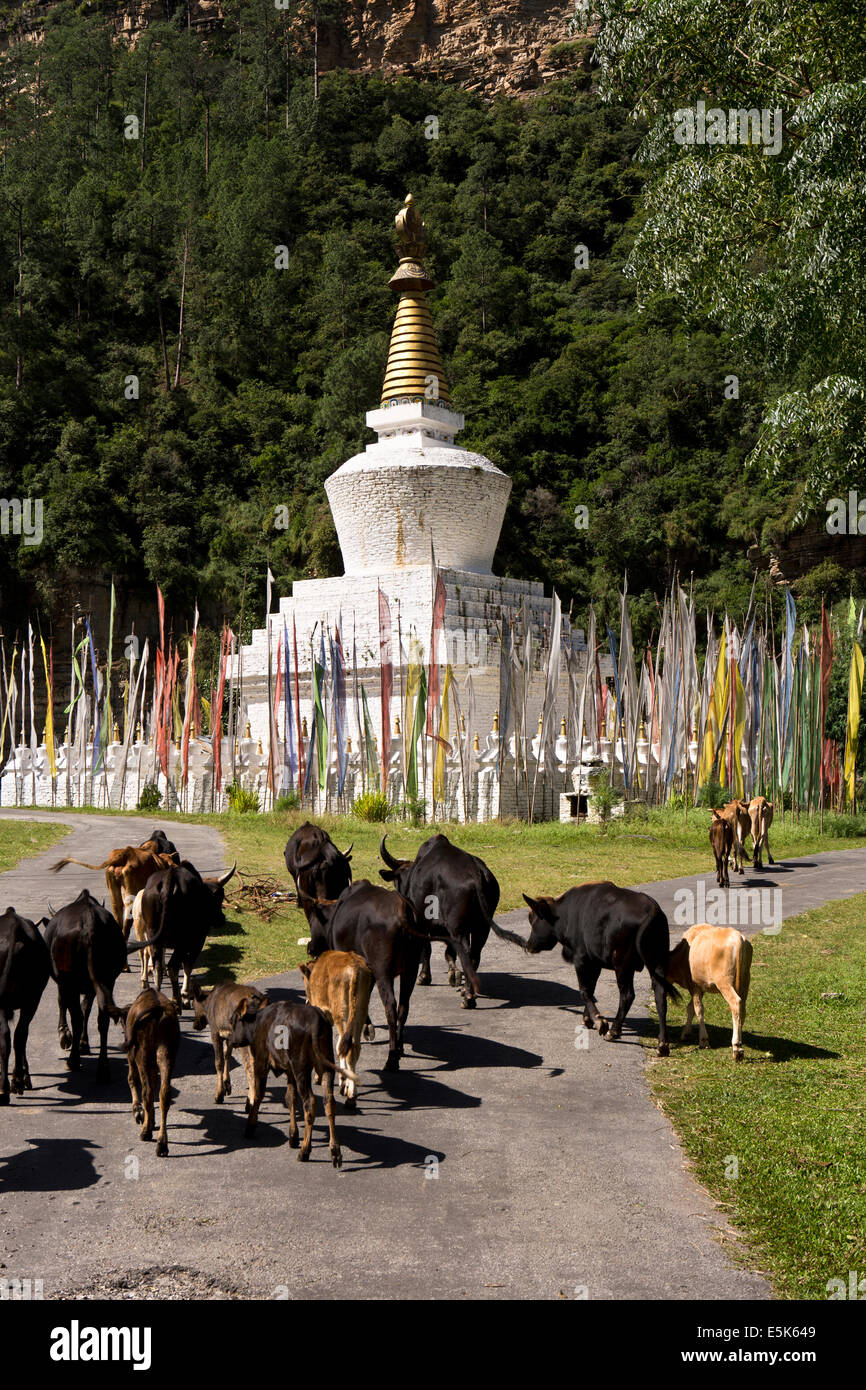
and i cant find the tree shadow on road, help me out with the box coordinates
[0,1136,102,1191]
[479,970,583,1012]
[404,1022,543,1072]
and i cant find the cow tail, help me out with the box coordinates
[127,870,174,956]
[86,939,123,1023]
[735,935,752,998]
[123,999,163,1052]
[343,962,374,1057]
[636,910,681,1002]
[0,929,17,1003]
[314,1025,358,1086]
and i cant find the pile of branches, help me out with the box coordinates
[227,872,296,923]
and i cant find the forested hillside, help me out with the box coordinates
[0,4,825,649]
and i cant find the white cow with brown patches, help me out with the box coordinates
[667,924,752,1061]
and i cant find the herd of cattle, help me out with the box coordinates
[0,803,770,1164]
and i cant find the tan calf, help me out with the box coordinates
[667,924,752,1060]
[747,795,775,867]
[298,950,374,1108]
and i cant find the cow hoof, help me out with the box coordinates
[298,1151,310,1163]
[140,1131,153,1143]
[733,1050,744,1062]
[288,1134,300,1148]
[343,1095,356,1111]
[59,1030,72,1050]
[597,1020,609,1037]
[363,1024,375,1043]
[331,1149,343,1169]
[214,1093,224,1105]
[699,1038,710,1050]
[657,1042,670,1058]
[0,1093,9,1106]
[23,1073,32,1090]
[66,1058,81,1072]
[156,1140,168,1158]
[11,1076,24,1095]
[461,995,476,1010]
[133,1106,144,1124]
[417,970,432,986]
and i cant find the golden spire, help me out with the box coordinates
[380,194,451,408]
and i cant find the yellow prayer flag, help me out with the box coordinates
[844,643,864,807]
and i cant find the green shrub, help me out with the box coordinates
[227,782,260,813]
[589,767,623,824]
[274,791,300,812]
[696,776,731,808]
[402,796,427,826]
[137,782,162,813]
[352,791,391,822]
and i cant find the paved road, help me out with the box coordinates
[1,810,862,1301]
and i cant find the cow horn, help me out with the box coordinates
[216,862,237,887]
[342,842,353,860]
[379,835,401,870]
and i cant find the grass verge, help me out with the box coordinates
[0,820,71,873]
[645,895,866,1299]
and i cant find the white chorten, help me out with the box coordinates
[236,194,588,806]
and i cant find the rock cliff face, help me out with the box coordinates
[320,0,584,94]
[2,0,587,97]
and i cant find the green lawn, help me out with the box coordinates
[644,895,866,1299]
[0,819,71,873]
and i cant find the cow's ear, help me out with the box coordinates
[523,894,554,923]
[298,962,311,978]
[379,869,397,882]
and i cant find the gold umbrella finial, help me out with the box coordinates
[381,193,451,408]
[395,193,426,263]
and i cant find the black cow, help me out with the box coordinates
[303,879,422,1072]
[491,881,678,1056]
[0,907,52,1104]
[378,834,499,1008]
[44,890,126,1080]
[284,823,352,932]
[145,829,180,863]
[130,861,236,1011]
[229,996,347,1166]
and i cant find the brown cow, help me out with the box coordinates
[716,800,751,875]
[667,924,752,1060]
[123,988,180,1155]
[50,844,176,940]
[747,795,775,868]
[192,981,270,1103]
[298,951,374,1109]
[709,811,733,888]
